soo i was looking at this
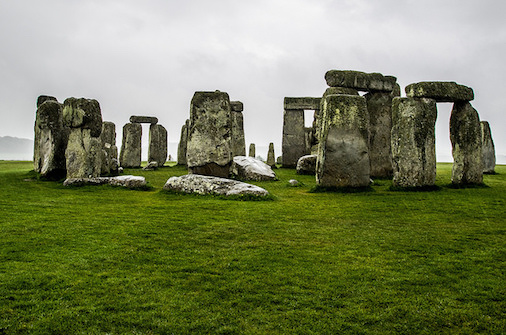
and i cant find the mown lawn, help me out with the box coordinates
[0,161,505,334]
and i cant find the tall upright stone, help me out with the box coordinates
[282,108,305,167]
[316,94,370,188]
[33,96,68,179]
[249,143,255,158]
[100,121,119,175]
[230,101,246,157]
[450,102,483,185]
[481,121,496,174]
[391,97,437,188]
[63,97,103,179]
[177,119,189,166]
[266,142,276,167]
[186,91,233,177]
[120,123,142,168]
[148,124,167,167]
[364,85,400,178]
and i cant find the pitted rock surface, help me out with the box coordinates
[231,156,277,181]
[405,82,474,102]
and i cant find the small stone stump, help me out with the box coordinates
[481,121,496,174]
[450,102,483,185]
[316,94,370,188]
[391,97,437,188]
[120,123,142,168]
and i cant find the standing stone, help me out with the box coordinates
[177,119,189,166]
[391,97,437,188]
[33,97,68,179]
[63,98,103,179]
[481,121,496,174]
[100,121,119,175]
[282,108,305,167]
[266,142,276,167]
[296,154,317,175]
[450,102,483,185]
[231,101,246,157]
[316,94,370,188]
[186,91,232,178]
[148,124,167,167]
[364,86,399,178]
[249,143,256,158]
[120,123,142,168]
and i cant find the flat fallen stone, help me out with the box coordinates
[325,70,397,92]
[163,174,269,197]
[231,156,277,181]
[129,116,158,124]
[63,175,146,188]
[405,82,474,102]
[296,154,317,175]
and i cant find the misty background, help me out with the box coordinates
[1,0,504,163]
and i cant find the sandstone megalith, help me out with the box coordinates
[266,142,276,167]
[100,121,119,175]
[120,123,142,168]
[186,91,233,177]
[481,121,496,174]
[63,97,103,179]
[148,124,167,167]
[391,97,437,188]
[249,143,255,158]
[450,102,483,185]
[405,82,474,102]
[316,94,370,188]
[230,101,246,157]
[177,119,189,166]
[325,70,397,92]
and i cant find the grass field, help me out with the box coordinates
[0,161,505,334]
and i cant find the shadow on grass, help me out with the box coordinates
[309,185,374,193]
[388,185,441,192]
[446,183,489,189]
[160,189,276,201]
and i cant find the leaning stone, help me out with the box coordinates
[119,123,142,168]
[231,107,246,157]
[266,143,276,167]
[186,91,232,177]
[129,116,158,124]
[33,99,68,178]
[481,121,496,174]
[249,143,255,157]
[230,156,277,181]
[405,82,474,102]
[148,124,167,167]
[142,161,158,171]
[63,175,146,188]
[316,94,370,188]
[391,97,437,188]
[163,174,269,197]
[65,129,102,179]
[100,121,119,175]
[325,70,397,92]
[62,97,103,137]
[296,154,317,175]
[450,102,483,184]
[177,119,189,165]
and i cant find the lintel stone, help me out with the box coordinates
[284,97,321,110]
[129,115,158,124]
[325,70,397,92]
[405,82,474,102]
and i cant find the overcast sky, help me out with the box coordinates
[1,0,504,161]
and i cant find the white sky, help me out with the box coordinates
[0,0,504,161]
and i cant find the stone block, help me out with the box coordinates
[177,119,189,165]
[120,123,142,168]
[282,109,305,167]
[231,110,246,157]
[405,82,474,102]
[283,97,321,110]
[481,121,496,174]
[129,115,158,124]
[62,97,103,137]
[266,143,276,167]
[249,143,255,157]
[230,101,244,112]
[325,70,397,92]
[148,124,167,167]
[100,121,118,175]
[296,154,317,175]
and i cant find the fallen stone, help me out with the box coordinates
[405,82,474,102]
[163,174,269,197]
[325,70,397,92]
[231,156,277,181]
[296,155,317,175]
[129,116,158,124]
[142,161,158,171]
[481,121,496,174]
[63,175,146,188]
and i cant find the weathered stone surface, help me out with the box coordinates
[65,129,102,179]
[62,97,103,137]
[325,70,397,92]
[230,101,244,112]
[177,119,189,165]
[163,174,269,197]
[129,115,158,124]
[316,94,370,187]
[391,97,437,188]
[100,121,119,175]
[282,109,306,167]
[288,179,299,186]
[186,91,233,177]
[296,154,317,175]
[63,175,146,188]
[231,109,246,157]
[266,143,276,167]
[284,97,321,110]
[481,121,496,174]
[230,156,277,181]
[120,123,142,168]
[36,95,58,108]
[405,82,474,102]
[33,99,68,178]
[450,102,483,184]
[142,161,158,171]
[148,124,167,167]
[364,89,399,178]
[249,143,255,157]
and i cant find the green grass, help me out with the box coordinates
[0,161,505,334]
